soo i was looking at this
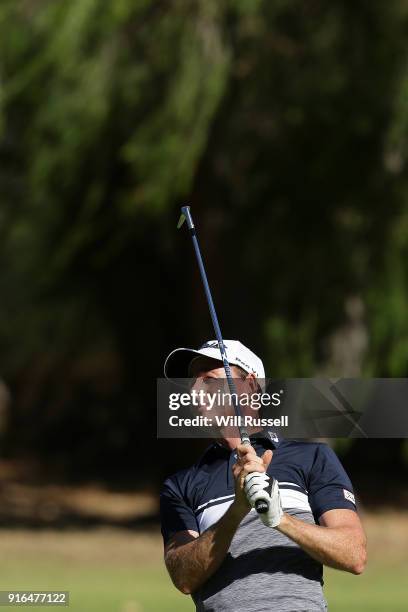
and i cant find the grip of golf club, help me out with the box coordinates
[255,496,270,514]
[242,440,270,514]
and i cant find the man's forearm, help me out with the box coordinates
[165,503,246,594]
[276,513,367,574]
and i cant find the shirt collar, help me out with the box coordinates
[249,428,281,449]
[211,428,282,453]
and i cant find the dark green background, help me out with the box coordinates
[0,0,407,504]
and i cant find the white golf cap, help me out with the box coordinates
[164,340,265,383]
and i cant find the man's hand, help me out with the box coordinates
[231,444,272,518]
[244,472,283,527]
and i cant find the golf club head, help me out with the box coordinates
[177,205,194,230]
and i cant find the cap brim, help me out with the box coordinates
[164,348,202,379]
[164,347,223,379]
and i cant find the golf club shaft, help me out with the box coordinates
[179,206,250,444]
[178,206,270,515]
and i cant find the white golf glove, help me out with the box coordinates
[244,472,283,528]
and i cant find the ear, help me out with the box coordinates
[246,372,258,392]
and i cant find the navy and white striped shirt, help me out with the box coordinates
[160,431,357,611]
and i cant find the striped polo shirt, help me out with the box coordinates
[160,431,357,611]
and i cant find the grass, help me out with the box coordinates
[325,565,408,612]
[0,512,406,611]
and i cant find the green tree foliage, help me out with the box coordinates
[0,0,408,478]
[0,0,231,372]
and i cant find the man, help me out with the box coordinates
[161,340,366,611]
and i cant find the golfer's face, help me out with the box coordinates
[190,366,228,415]
[189,359,251,417]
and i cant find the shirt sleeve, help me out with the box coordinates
[308,443,357,521]
[160,476,199,545]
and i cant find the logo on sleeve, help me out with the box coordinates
[343,489,356,504]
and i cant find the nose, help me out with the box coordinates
[197,403,207,415]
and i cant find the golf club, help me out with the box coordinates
[177,205,270,514]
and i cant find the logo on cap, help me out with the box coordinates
[200,341,222,350]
